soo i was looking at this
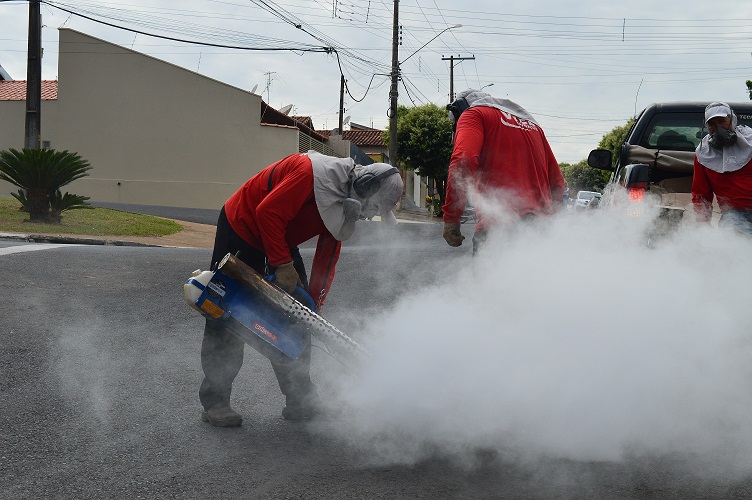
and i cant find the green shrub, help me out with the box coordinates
[0,148,92,222]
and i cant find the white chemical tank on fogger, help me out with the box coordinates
[184,269,215,314]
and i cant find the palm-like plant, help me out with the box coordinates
[0,148,92,222]
[49,190,93,223]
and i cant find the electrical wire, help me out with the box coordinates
[42,0,331,52]
[35,0,396,105]
[6,0,751,155]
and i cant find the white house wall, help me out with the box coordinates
[1,29,299,209]
[0,99,61,196]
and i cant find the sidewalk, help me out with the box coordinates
[0,209,437,249]
[0,219,217,249]
[393,208,440,224]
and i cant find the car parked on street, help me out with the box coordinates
[574,191,601,210]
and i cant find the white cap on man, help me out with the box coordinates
[705,102,732,124]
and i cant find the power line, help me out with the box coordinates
[42,0,332,52]
[37,0,395,105]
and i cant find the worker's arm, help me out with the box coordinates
[308,230,341,309]
[544,135,566,211]
[443,109,484,223]
[692,157,714,223]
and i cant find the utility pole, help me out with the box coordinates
[25,0,42,149]
[441,54,475,102]
[388,0,399,167]
[338,74,345,133]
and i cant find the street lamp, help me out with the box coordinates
[480,83,494,91]
[400,24,463,65]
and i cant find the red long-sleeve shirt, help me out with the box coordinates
[443,106,565,231]
[224,153,341,307]
[692,157,752,223]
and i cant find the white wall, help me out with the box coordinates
[0,29,302,209]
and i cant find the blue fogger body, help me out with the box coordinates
[184,253,368,366]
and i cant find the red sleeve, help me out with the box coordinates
[443,109,485,223]
[256,156,314,266]
[692,157,714,223]
[308,231,341,309]
[545,136,566,209]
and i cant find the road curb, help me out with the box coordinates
[0,232,158,247]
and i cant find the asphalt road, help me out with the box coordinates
[2,221,751,499]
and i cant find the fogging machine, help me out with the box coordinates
[184,253,367,365]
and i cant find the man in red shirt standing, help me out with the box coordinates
[199,151,402,427]
[693,102,752,235]
[442,89,565,253]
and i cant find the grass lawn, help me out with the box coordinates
[0,196,182,237]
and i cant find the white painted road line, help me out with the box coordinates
[0,244,82,256]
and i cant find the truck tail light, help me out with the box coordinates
[626,181,648,202]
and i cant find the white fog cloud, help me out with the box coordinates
[321,207,752,475]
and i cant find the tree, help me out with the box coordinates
[383,103,454,210]
[747,80,752,100]
[558,118,635,193]
[559,159,608,193]
[598,118,635,168]
[0,148,93,223]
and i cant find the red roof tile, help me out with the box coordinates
[291,116,315,129]
[343,129,385,146]
[0,80,58,100]
[317,129,386,147]
[260,102,326,142]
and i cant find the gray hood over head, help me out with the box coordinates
[456,89,539,125]
[354,162,403,225]
[309,152,403,240]
[695,102,752,173]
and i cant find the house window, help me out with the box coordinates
[42,140,51,149]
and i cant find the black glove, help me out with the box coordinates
[443,222,465,247]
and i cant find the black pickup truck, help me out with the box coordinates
[587,101,752,236]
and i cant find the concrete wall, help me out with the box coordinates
[0,29,300,209]
[0,99,61,196]
[359,146,387,164]
[402,172,428,209]
[0,103,23,198]
[321,135,351,158]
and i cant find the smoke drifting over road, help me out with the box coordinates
[326,207,752,475]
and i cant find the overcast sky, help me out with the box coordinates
[2,0,752,163]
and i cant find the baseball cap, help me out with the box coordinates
[705,102,731,123]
